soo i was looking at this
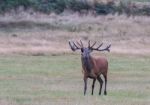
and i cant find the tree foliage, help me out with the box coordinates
[0,0,149,16]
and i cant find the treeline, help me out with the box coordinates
[0,0,150,16]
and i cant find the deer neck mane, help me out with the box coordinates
[81,55,93,73]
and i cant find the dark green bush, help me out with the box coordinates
[32,0,66,14]
[0,0,31,13]
[139,6,150,16]
[94,2,116,15]
[67,0,90,12]
[116,1,150,16]
[117,1,132,16]
[0,0,149,16]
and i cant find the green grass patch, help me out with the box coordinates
[0,54,150,105]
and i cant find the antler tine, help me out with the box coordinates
[76,41,82,48]
[90,41,96,48]
[69,41,75,51]
[80,40,84,48]
[68,41,81,51]
[96,43,103,49]
[73,41,80,49]
[88,40,90,47]
[97,44,111,52]
[91,42,111,52]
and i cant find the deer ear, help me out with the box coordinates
[81,48,83,52]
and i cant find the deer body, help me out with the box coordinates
[82,56,108,77]
[69,40,110,95]
[82,55,108,95]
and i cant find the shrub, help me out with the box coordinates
[94,2,116,15]
[117,0,132,15]
[0,0,149,16]
[66,0,91,12]
[138,6,150,16]
[0,0,31,13]
[32,0,66,14]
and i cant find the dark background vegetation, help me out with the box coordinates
[0,0,150,16]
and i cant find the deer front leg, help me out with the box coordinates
[97,76,103,95]
[104,75,107,95]
[91,78,96,95]
[84,76,87,95]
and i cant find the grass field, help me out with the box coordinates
[0,7,150,105]
[0,54,150,105]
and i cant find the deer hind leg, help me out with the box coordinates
[91,78,96,95]
[104,75,107,95]
[97,76,103,95]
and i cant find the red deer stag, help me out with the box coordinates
[69,40,111,95]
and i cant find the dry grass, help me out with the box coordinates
[0,13,150,56]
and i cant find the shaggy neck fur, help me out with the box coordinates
[81,55,93,73]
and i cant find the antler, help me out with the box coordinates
[76,40,83,48]
[69,40,111,52]
[92,44,111,52]
[88,40,96,48]
[89,40,111,52]
[68,40,83,51]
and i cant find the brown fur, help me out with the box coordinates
[68,40,110,95]
[82,56,108,78]
[82,55,108,95]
